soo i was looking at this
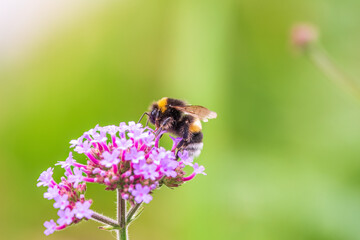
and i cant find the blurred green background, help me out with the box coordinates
[1,0,360,239]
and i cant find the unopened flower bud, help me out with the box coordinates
[291,23,318,50]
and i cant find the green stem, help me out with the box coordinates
[119,225,127,240]
[91,211,119,227]
[126,203,141,223]
[117,188,127,240]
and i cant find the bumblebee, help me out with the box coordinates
[139,97,217,158]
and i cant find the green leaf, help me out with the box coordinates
[99,225,121,231]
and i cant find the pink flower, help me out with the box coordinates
[37,167,54,187]
[43,185,60,200]
[44,220,57,235]
[291,23,318,48]
[56,152,76,169]
[74,201,93,219]
[131,184,152,204]
[57,208,75,225]
[53,194,69,210]
[100,150,120,168]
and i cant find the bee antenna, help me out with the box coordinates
[138,112,149,124]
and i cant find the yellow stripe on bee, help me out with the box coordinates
[157,97,168,113]
[189,119,202,133]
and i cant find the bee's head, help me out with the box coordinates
[148,104,161,127]
[148,98,169,128]
[148,97,169,128]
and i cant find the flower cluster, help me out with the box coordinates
[37,167,93,235]
[37,121,206,235]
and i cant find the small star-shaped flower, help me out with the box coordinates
[57,208,75,226]
[125,147,144,164]
[55,152,76,169]
[131,184,152,204]
[44,220,57,236]
[43,185,60,200]
[100,150,120,168]
[37,167,54,187]
[74,201,93,219]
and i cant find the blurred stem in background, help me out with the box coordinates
[291,24,360,101]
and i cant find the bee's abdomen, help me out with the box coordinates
[185,132,203,158]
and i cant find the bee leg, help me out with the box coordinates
[175,140,185,160]
[175,127,189,159]
[175,150,180,160]
[155,117,172,136]
[138,112,149,124]
[161,117,172,127]
[176,140,185,149]
[155,127,163,136]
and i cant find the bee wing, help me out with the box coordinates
[172,105,217,122]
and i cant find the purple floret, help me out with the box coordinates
[127,121,143,132]
[37,167,54,187]
[100,149,120,168]
[74,141,92,154]
[133,161,159,180]
[74,201,93,219]
[160,158,179,178]
[57,208,74,226]
[131,184,152,204]
[192,163,206,175]
[66,167,84,188]
[150,147,174,164]
[44,185,60,200]
[128,128,147,141]
[125,147,145,163]
[56,152,76,169]
[69,136,84,148]
[44,220,57,236]
[178,150,193,166]
[53,194,69,210]
[116,138,133,150]
[105,125,119,135]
